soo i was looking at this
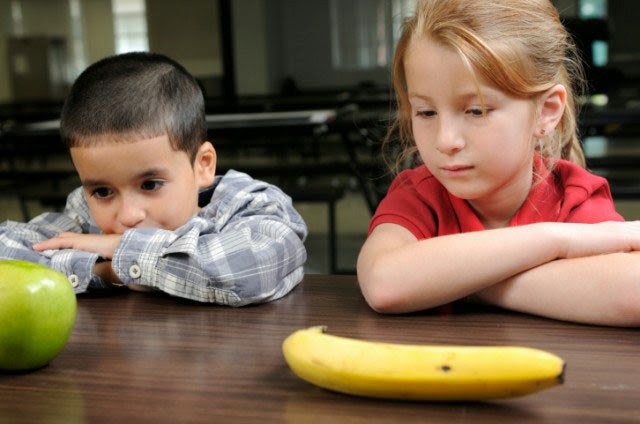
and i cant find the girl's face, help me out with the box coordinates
[71,135,216,234]
[404,38,538,226]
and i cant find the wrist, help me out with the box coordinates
[532,222,566,260]
[93,261,125,288]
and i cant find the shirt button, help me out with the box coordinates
[129,264,142,279]
[68,274,79,288]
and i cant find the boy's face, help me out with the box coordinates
[70,134,216,234]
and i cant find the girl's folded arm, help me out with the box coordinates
[475,251,640,327]
[357,222,560,313]
[357,221,640,317]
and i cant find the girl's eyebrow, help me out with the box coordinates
[408,93,480,105]
[408,93,433,101]
[408,90,500,103]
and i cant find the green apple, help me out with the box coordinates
[0,260,77,371]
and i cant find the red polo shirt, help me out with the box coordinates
[369,159,623,239]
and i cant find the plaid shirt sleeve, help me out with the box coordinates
[111,170,308,306]
[0,187,103,292]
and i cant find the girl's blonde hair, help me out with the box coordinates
[386,0,586,172]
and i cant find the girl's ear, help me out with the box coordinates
[194,141,217,189]
[536,84,567,137]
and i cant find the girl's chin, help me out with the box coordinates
[440,184,484,201]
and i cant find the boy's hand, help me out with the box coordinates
[32,232,121,259]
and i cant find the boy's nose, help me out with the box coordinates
[118,199,146,229]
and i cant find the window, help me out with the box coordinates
[112,0,149,54]
[9,0,24,35]
[329,0,417,70]
[580,0,608,67]
[69,0,87,79]
[580,0,606,17]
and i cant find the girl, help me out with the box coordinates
[357,0,640,326]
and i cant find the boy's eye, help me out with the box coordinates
[92,187,112,199]
[141,180,164,191]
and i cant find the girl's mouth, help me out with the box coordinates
[441,165,473,174]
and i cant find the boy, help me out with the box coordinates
[0,52,308,306]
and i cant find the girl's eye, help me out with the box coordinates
[466,107,489,116]
[415,110,436,118]
[92,187,112,199]
[141,180,164,191]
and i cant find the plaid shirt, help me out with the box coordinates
[0,170,308,306]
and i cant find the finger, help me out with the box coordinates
[32,237,78,251]
[32,239,63,251]
[55,232,82,239]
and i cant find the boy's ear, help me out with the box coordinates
[535,84,566,136]
[194,141,217,188]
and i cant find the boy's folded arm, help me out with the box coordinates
[112,217,307,305]
[0,212,101,293]
[111,186,308,305]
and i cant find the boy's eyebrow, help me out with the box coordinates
[136,167,167,179]
[81,179,106,188]
[80,168,167,188]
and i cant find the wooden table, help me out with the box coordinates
[1,275,638,423]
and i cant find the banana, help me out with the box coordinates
[282,326,565,401]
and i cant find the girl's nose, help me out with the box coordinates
[435,120,465,154]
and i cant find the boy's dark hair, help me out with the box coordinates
[60,52,206,162]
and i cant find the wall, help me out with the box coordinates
[0,0,222,103]
[146,0,222,79]
[260,0,639,92]
[0,1,11,102]
[0,0,638,103]
[232,0,270,95]
[82,0,115,66]
[553,0,579,15]
[273,0,390,90]
[0,0,72,103]
[608,0,640,77]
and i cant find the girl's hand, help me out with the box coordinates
[552,220,640,259]
[32,232,122,259]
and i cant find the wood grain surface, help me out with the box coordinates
[1,274,638,423]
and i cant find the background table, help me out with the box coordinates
[1,274,638,423]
